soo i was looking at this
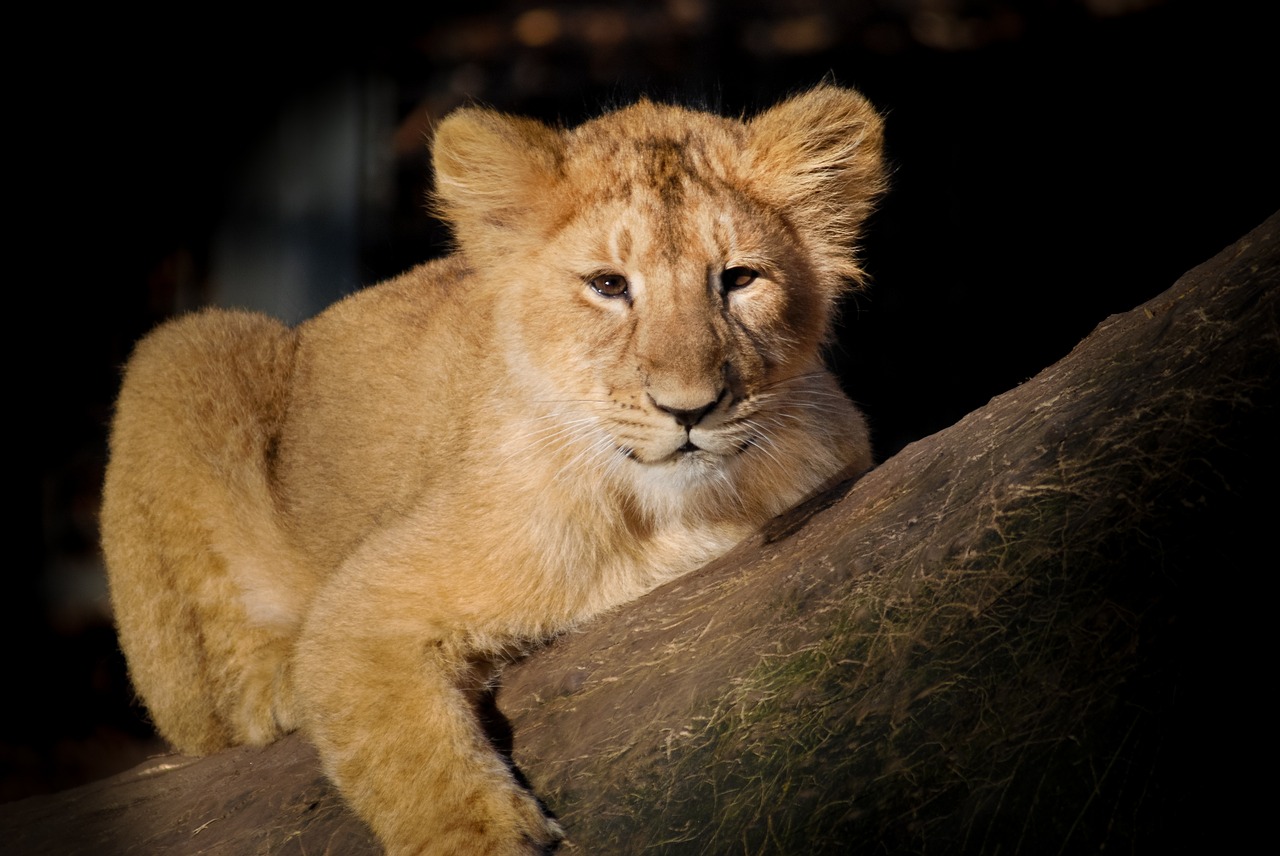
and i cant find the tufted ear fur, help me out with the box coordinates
[431,108,563,263]
[746,84,887,287]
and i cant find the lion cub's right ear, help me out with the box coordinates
[431,108,562,263]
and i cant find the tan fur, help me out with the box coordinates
[101,85,885,854]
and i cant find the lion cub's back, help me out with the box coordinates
[104,309,297,500]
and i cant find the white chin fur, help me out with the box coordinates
[620,446,739,521]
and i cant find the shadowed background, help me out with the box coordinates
[15,0,1277,805]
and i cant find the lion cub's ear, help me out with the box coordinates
[747,85,886,286]
[431,108,562,260]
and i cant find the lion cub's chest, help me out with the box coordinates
[525,501,753,624]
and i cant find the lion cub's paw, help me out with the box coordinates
[228,642,298,745]
[477,787,565,856]
[387,783,564,855]
[517,818,566,856]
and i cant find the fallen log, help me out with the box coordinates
[5,210,1276,854]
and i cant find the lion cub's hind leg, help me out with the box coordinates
[102,310,306,754]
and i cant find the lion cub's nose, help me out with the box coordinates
[649,393,722,428]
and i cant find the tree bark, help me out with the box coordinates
[6,211,1276,855]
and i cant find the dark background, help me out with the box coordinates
[13,0,1277,803]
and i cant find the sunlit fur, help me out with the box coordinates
[100,84,885,855]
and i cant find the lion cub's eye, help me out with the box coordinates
[721,267,759,292]
[589,274,629,299]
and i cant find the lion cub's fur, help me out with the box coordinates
[101,85,884,854]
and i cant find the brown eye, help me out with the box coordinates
[589,273,629,299]
[721,267,758,292]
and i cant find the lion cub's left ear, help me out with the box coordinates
[747,85,886,278]
[431,108,562,261]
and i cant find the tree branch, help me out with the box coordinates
[6,211,1276,855]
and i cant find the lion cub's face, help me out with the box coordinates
[432,87,885,495]
[524,166,827,483]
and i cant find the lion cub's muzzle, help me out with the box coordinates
[634,386,747,464]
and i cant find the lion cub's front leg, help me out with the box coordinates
[295,562,563,855]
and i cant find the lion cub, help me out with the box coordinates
[101,84,884,854]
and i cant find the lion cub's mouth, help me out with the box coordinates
[619,435,753,466]
[619,444,705,465]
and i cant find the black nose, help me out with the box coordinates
[650,393,721,428]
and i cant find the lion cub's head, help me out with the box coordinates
[431,86,884,515]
